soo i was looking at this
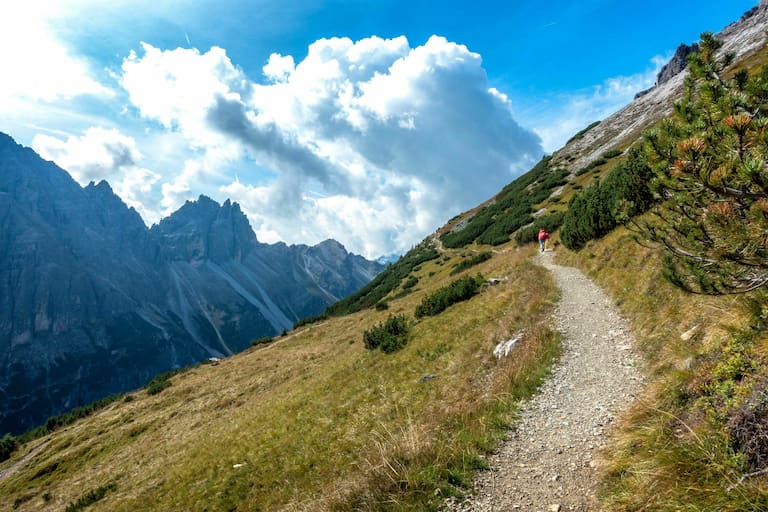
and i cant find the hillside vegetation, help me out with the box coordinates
[3,14,768,512]
[556,33,768,510]
[0,244,560,511]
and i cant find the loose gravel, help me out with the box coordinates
[445,251,644,512]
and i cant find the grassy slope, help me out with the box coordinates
[5,17,768,512]
[548,41,768,511]
[557,227,768,510]
[0,245,560,512]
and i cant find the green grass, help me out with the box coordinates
[0,244,561,511]
[557,225,768,511]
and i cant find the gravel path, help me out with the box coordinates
[0,441,48,483]
[445,251,644,512]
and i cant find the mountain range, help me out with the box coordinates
[0,132,383,434]
[1,3,768,511]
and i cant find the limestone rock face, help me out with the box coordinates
[0,133,383,434]
[655,43,699,87]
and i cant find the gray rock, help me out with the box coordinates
[0,132,384,434]
[655,43,699,87]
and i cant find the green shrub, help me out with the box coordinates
[514,212,565,245]
[561,147,654,250]
[441,209,495,248]
[566,120,601,144]
[415,274,485,318]
[476,204,533,246]
[325,243,439,316]
[575,157,608,176]
[363,314,410,353]
[64,483,117,512]
[0,433,17,463]
[294,312,328,329]
[251,336,274,347]
[601,148,623,159]
[145,372,173,395]
[450,252,492,275]
[6,392,128,452]
[402,276,419,289]
[439,156,565,249]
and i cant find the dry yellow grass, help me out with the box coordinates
[555,227,746,370]
[555,225,768,510]
[0,244,560,511]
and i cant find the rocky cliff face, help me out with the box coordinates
[553,1,768,176]
[0,133,383,434]
[655,43,699,86]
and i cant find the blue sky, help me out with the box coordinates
[0,0,759,258]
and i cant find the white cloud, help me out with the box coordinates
[263,54,295,82]
[121,44,248,145]
[119,36,543,258]
[0,2,112,112]
[531,56,668,153]
[32,127,161,222]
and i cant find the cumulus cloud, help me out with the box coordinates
[33,127,161,223]
[0,3,111,111]
[263,54,295,82]
[121,44,249,145]
[119,36,543,257]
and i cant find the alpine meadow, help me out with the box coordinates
[4,2,768,512]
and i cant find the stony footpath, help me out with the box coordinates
[445,251,644,512]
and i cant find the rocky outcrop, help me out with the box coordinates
[554,1,768,175]
[0,133,383,434]
[655,43,699,86]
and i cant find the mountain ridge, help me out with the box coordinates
[0,134,383,434]
[1,3,767,510]
[552,1,768,179]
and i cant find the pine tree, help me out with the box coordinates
[639,32,768,294]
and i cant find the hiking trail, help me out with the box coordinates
[445,250,644,511]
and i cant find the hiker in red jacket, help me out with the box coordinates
[538,229,549,252]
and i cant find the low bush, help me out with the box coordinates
[450,252,492,275]
[440,156,568,249]
[363,314,410,353]
[566,120,601,144]
[64,483,117,512]
[402,276,419,289]
[251,336,274,347]
[575,158,607,176]
[561,147,654,250]
[0,433,17,463]
[294,313,328,329]
[19,392,127,450]
[514,212,565,246]
[415,274,485,318]
[601,148,623,159]
[325,243,439,316]
[146,372,174,395]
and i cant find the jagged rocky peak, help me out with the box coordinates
[312,238,349,259]
[656,43,699,86]
[0,133,82,205]
[0,131,385,434]
[84,180,146,229]
[740,3,761,22]
[153,194,258,262]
